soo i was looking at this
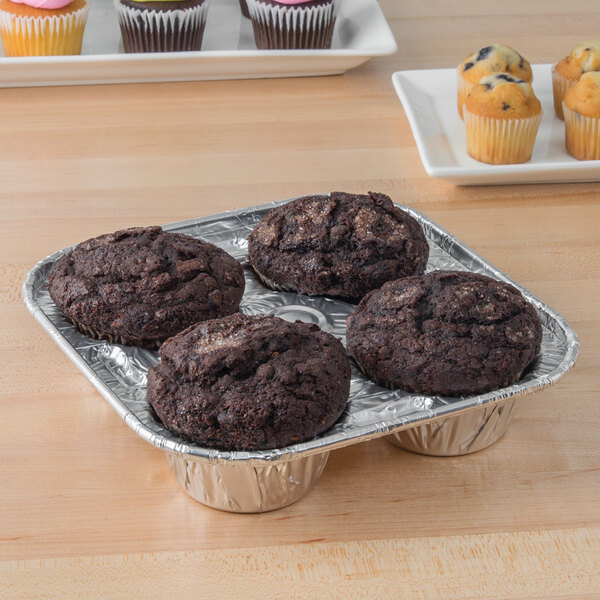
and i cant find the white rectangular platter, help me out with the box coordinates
[392,64,600,186]
[0,0,397,87]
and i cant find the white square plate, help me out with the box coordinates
[0,0,397,87]
[392,64,600,186]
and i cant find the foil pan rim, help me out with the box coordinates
[22,197,580,466]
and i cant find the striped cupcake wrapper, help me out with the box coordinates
[115,0,210,53]
[246,0,337,49]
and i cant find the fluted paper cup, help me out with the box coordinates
[115,0,209,53]
[0,2,88,56]
[563,102,600,160]
[552,63,578,120]
[464,109,542,164]
[247,0,337,49]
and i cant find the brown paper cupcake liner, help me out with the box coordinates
[115,0,209,53]
[247,0,337,49]
[239,0,250,18]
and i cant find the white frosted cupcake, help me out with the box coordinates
[464,73,542,165]
[563,72,600,160]
[0,0,88,56]
[115,0,210,53]
[246,0,337,49]
[457,44,532,119]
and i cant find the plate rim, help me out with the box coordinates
[392,64,600,185]
[0,0,398,87]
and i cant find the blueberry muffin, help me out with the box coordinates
[346,270,542,397]
[147,313,351,450]
[563,71,600,160]
[552,41,600,119]
[248,192,429,303]
[457,44,532,118]
[463,73,542,164]
[48,226,245,348]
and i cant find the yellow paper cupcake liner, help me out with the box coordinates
[563,103,600,160]
[0,4,88,56]
[463,110,542,165]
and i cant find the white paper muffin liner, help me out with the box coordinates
[463,109,542,165]
[552,63,578,121]
[563,102,600,160]
[246,0,337,49]
[456,72,473,120]
[0,3,89,56]
[114,0,209,53]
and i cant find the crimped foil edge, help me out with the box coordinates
[22,197,580,467]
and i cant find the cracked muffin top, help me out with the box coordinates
[464,73,541,119]
[458,44,532,85]
[48,226,245,348]
[147,313,351,451]
[554,41,600,81]
[346,270,542,397]
[247,192,429,303]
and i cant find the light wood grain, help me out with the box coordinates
[3,528,600,600]
[1,1,599,597]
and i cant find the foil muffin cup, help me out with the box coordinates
[23,197,579,513]
[387,399,517,456]
[166,450,329,513]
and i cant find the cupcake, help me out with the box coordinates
[47,226,245,348]
[248,192,429,303]
[457,44,532,119]
[463,73,542,165]
[346,271,542,397]
[563,71,600,160]
[552,41,600,119]
[246,0,337,50]
[239,0,249,18]
[115,0,210,53]
[0,0,88,56]
[147,313,351,450]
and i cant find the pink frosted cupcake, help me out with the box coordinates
[0,0,88,56]
[246,0,337,49]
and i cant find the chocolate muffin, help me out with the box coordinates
[248,192,429,302]
[48,226,245,348]
[147,313,351,450]
[346,271,542,397]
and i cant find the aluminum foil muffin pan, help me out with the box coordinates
[22,198,580,512]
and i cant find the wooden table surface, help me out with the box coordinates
[2,1,599,598]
